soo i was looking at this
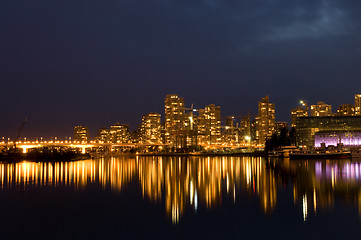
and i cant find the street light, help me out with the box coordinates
[245,136,251,149]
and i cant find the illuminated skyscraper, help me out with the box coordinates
[240,116,251,142]
[224,116,236,144]
[310,101,332,116]
[164,94,185,145]
[197,104,221,145]
[140,112,162,144]
[291,106,308,127]
[257,96,275,145]
[336,104,355,116]
[95,127,110,143]
[109,122,130,143]
[73,126,89,143]
[355,94,361,116]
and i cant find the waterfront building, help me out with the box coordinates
[140,112,162,144]
[109,123,130,144]
[183,111,198,147]
[315,131,361,147]
[310,101,332,117]
[224,116,237,144]
[336,104,355,116]
[73,126,89,143]
[164,94,185,146]
[95,127,110,143]
[291,106,308,127]
[239,116,251,142]
[251,117,260,144]
[355,94,361,116]
[197,104,221,145]
[257,96,275,145]
[295,116,361,148]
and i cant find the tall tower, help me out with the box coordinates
[355,94,361,116]
[140,112,162,144]
[197,104,221,145]
[257,96,275,145]
[164,94,185,145]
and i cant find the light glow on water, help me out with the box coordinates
[1,157,361,225]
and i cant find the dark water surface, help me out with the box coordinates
[0,156,360,239]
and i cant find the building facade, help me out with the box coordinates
[140,112,162,144]
[336,104,355,116]
[95,127,110,143]
[197,104,221,145]
[73,126,89,143]
[275,121,288,135]
[295,116,361,148]
[315,131,361,147]
[109,123,130,144]
[310,101,332,117]
[257,96,275,145]
[291,106,308,127]
[164,94,185,146]
[355,94,361,116]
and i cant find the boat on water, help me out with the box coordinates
[289,151,351,159]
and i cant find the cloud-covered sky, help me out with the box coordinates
[1,0,361,138]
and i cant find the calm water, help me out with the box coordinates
[0,156,361,239]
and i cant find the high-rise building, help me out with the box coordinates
[197,104,221,145]
[291,106,308,127]
[336,104,355,116]
[296,116,361,148]
[251,116,260,144]
[95,127,110,143]
[240,116,251,142]
[140,112,162,144]
[109,123,130,143]
[164,94,185,146]
[257,96,275,145]
[310,101,332,117]
[223,116,237,144]
[275,121,288,135]
[73,126,89,143]
[355,94,361,116]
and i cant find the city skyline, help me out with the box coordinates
[3,93,361,143]
[1,1,361,139]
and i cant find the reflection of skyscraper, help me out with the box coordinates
[164,95,185,146]
[355,94,361,116]
[73,126,89,143]
[257,96,275,145]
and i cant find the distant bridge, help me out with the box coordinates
[0,141,169,154]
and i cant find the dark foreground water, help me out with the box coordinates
[0,156,361,239]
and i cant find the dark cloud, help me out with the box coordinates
[1,0,361,138]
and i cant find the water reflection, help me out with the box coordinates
[1,157,361,223]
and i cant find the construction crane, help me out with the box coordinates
[300,100,309,110]
[184,104,198,130]
[13,118,27,150]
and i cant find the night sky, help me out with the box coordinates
[1,0,361,139]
